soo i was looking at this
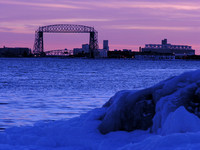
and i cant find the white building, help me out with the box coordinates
[142,39,195,58]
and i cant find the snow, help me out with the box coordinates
[2,70,200,149]
[161,106,200,135]
[0,108,151,150]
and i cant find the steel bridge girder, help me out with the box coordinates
[33,24,98,57]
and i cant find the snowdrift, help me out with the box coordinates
[1,70,200,149]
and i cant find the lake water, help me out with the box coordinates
[0,58,200,129]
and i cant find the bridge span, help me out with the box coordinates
[33,24,98,58]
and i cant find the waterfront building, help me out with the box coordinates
[93,40,109,58]
[123,49,132,52]
[103,40,109,51]
[73,44,90,57]
[141,39,195,58]
[73,41,109,58]
[134,52,175,60]
[0,47,31,57]
[73,48,84,56]
[108,50,134,58]
[94,49,108,58]
[82,44,89,53]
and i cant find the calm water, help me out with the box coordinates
[0,58,200,129]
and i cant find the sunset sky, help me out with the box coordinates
[1,0,200,53]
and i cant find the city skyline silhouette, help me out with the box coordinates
[0,0,200,53]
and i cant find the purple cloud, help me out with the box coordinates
[0,0,200,53]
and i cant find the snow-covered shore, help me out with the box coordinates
[2,70,200,150]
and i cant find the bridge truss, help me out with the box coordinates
[33,24,98,58]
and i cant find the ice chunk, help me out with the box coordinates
[152,82,198,133]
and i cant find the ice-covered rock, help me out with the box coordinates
[98,89,155,134]
[161,106,200,135]
[99,70,200,134]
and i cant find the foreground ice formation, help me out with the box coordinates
[2,70,200,149]
[161,106,200,135]
[99,70,200,134]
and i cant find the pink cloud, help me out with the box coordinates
[67,1,200,11]
[106,25,195,31]
[0,0,85,9]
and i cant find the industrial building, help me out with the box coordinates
[94,40,109,58]
[73,44,90,57]
[73,40,109,58]
[0,47,31,57]
[141,39,195,58]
